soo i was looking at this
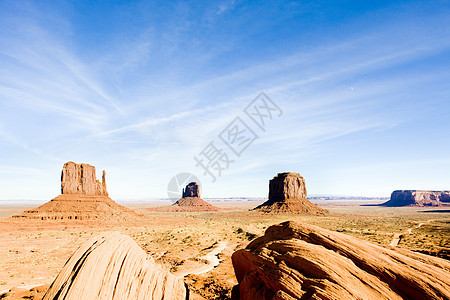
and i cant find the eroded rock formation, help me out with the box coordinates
[232,221,450,300]
[43,232,188,300]
[171,196,219,212]
[165,182,219,212]
[14,162,143,222]
[61,161,108,196]
[182,182,200,198]
[382,190,450,207]
[254,172,326,214]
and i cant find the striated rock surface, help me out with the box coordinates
[182,182,200,198]
[382,190,450,207]
[61,161,108,196]
[232,221,450,300]
[254,172,326,214]
[43,232,188,300]
[14,162,143,222]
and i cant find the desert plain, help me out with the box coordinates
[1,200,448,299]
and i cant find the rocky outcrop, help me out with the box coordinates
[231,221,450,300]
[61,161,108,196]
[14,162,143,222]
[382,190,450,207]
[14,194,142,221]
[165,182,219,212]
[171,197,219,212]
[43,232,188,300]
[182,182,200,198]
[254,172,327,214]
[0,285,49,300]
[269,172,307,201]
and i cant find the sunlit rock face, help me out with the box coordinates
[254,172,327,214]
[232,221,450,300]
[43,232,188,300]
[13,162,143,222]
[61,161,108,196]
[382,190,450,207]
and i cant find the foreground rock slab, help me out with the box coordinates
[232,221,450,300]
[254,172,327,214]
[382,190,450,207]
[43,232,188,300]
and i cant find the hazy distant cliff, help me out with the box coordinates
[381,190,450,207]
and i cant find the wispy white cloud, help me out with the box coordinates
[1,1,449,199]
[216,0,238,15]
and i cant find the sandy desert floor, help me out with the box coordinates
[0,201,449,299]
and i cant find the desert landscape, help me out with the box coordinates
[1,1,450,299]
[0,162,448,299]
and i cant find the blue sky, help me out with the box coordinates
[1,0,449,200]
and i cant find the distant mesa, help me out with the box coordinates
[172,182,219,212]
[381,190,450,207]
[43,232,188,300]
[14,161,143,221]
[152,181,219,212]
[253,172,327,214]
[231,221,450,300]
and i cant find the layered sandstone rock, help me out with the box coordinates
[43,232,188,300]
[15,194,141,221]
[14,162,142,222]
[61,161,108,196]
[382,190,450,207]
[254,172,326,214]
[232,221,450,300]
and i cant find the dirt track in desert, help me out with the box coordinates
[1,202,449,299]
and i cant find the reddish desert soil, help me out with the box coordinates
[0,201,449,299]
